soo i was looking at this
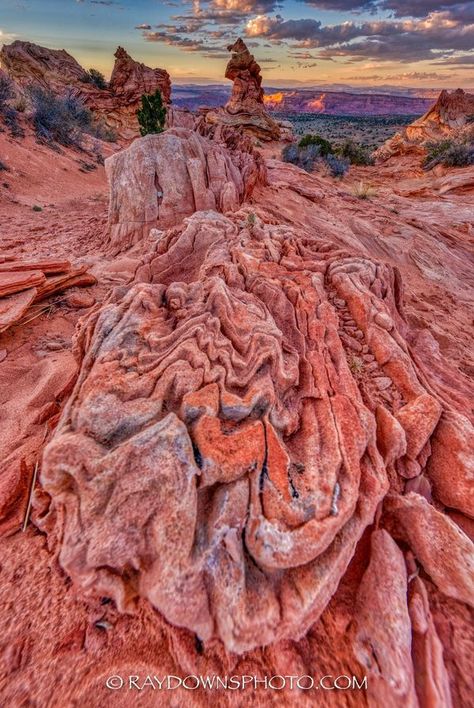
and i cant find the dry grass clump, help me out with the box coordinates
[351,181,378,200]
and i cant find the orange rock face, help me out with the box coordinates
[377,88,474,160]
[198,38,283,142]
[38,155,473,678]
[105,128,266,252]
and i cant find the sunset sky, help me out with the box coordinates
[1,0,473,87]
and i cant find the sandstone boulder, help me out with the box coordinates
[105,127,266,253]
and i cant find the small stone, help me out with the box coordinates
[397,457,422,479]
[374,376,393,390]
[0,349,7,363]
[374,312,393,330]
[66,291,95,309]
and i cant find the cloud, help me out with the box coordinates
[381,0,465,18]
[432,53,474,65]
[288,51,318,59]
[299,0,377,11]
[299,0,467,18]
[245,10,474,63]
[142,30,228,58]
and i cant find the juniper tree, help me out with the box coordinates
[137,90,167,136]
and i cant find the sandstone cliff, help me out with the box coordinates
[0,41,171,138]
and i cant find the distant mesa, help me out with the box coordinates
[377,88,474,161]
[263,89,434,117]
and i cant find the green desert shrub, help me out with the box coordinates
[336,138,374,166]
[29,86,113,147]
[137,89,167,136]
[298,133,333,156]
[424,138,474,170]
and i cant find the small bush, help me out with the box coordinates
[299,133,333,156]
[283,141,349,177]
[424,138,474,169]
[0,75,14,108]
[13,95,27,113]
[326,154,350,178]
[336,139,374,166]
[282,144,299,165]
[29,86,113,148]
[299,144,321,172]
[1,106,24,138]
[246,211,257,229]
[81,68,108,90]
[348,355,363,374]
[32,205,43,212]
[137,89,167,136]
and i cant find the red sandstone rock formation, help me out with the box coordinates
[377,88,474,160]
[225,37,265,114]
[105,127,266,252]
[198,39,285,142]
[0,40,171,138]
[0,41,86,93]
[109,47,170,105]
[37,160,473,676]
